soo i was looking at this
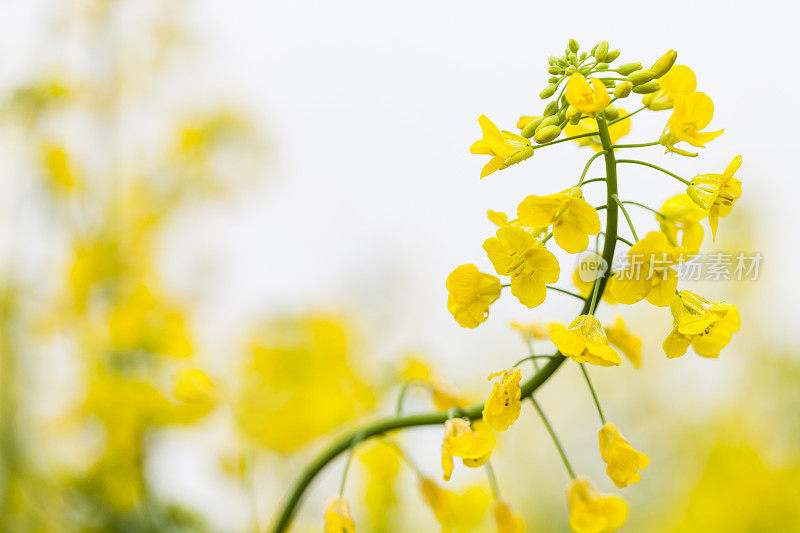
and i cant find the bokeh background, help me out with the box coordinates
[1,0,799,531]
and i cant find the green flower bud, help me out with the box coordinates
[548,56,557,66]
[557,108,566,123]
[595,62,610,71]
[566,105,581,124]
[632,80,661,94]
[567,52,577,64]
[533,124,562,144]
[548,66,564,75]
[539,85,557,99]
[603,79,615,88]
[536,115,560,132]
[569,39,579,53]
[604,107,619,120]
[548,76,559,83]
[565,65,577,75]
[651,49,677,78]
[606,50,620,62]
[613,81,633,98]
[521,117,544,138]
[627,69,656,85]
[590,43,599,55]
[593,41,609,61]
[616,62,642,76]
[580,51,587,61]
[557,58,568,67]
[543,101,559,116]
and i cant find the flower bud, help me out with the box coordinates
[548,65,563,75]
[569,39,579,53]
[580,52,587,61]
[606,49,620,62]
[632,80,661,94]
[603,79,615,88]
[533,124,562,144]
[566,105,581,124]
[535,115,560,132]
[543,101,559,116]
[595,62,610,71]
[616,62,642,76]
[548,76,559,83]
[565,65,577,75]
[613,81,632,98]
[604,107,619,120]
[593,41,609,61]
[627,69,656,85]
[539,85,557,99]
[557,58,568,67]
[651,49,677,78]
[548,56,557,66]
[557,108,566,123]
[520,117,543,138]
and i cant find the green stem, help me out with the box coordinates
[267,114,621,533]
[578,151,606,186]
[609,105,646,125]
[616,159,691,185]
[338,442,358,496]
[611,141,660,149]
[533,131,599,151]
[579,364,606,425]
[529,397,576,479]
[617,235,634,246]
[485,461,501,499]
[582,177,607,185]
[621,200,664,218]
[612,194,639,242]
[547,285,586,301]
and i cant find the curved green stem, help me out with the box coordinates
[621,200,664,218]
[611,141,659,149]
[267,114,621,533]
[547,285,586,301]
[609,105,646,125]
[529,397,576,479]
[579,364,606,425]
[612,194,639,242]
[578,151,606,186]
[616,159,691,185]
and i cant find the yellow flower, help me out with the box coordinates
[493,500,525,533]
[487,210,547,238]
[642,65,696,110]
[564,109,630,152]
[400,357,471,411]
[517,187,601,254]
[687,155,743,241]
[441,419,495,481]
[610,232,686,307]
[657,193,706,252]
[598,422,650,488]
[567,478,628,533]
[173,368,217,405]
[420,478,489,533]
[550,315,621,367]
[470,115,534,178]
[483,226,560,308]
[659,92,723,156]
[446,264,502,329]
[509,321,549,340]
[360,442,400,530]
[482,369,522,432]
[572,252,617,305]
[604,317,642,368]
[565,74,610,116]
[324,496,356,533]
[40,142,80,192]
[662,291,740,358]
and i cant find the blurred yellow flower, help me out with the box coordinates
[470,115,534,178]
[657,193,706,252]
[324,496,356,533]
[550,315,621,367]
[687,155,743,241]
[659,92,723,156]
[604,317,642,368]
[663,291,740,358]
[40,142,80,192]
[400,357,471,411]
[446,264,502,328]
[482,369,522,432]
[565,74,610,116]
[508,321,549,340]
[598,422,650,488]
[642,65,696,110]
[567,477,628,533]
[441,419,495,481]
[493,500,525,533]
[483,226,559,308]
[360,442,400,530]
[610,232,685,307]
[173,368,217,405]
[420,478,489,533]
[564,110,630,152]
[517,187,600,254]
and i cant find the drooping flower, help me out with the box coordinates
[598,422,650,488]
[572,252,617,305]
[446,264,502,329]
[493,500,525,533]
[662,290,740,358]
[687,155,743,241]
[659,92,723,156]
[603,317,642,368]
[173,368,217,405]
[610,232,686,307]
[419,478,489,532]
[656,193,707,252]
[565,74,610,116]
[441,419,495,481]
[642,65,696,110]
[483,226,560,308]
[564,109,630,152]
[517,187,601,254]
[471,115,534,178]
[324,496,356,533]
[482,369,522,432]
[567,478,628,533]
[550,315,621,367]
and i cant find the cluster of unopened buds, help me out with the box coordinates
[272,39,744,533]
